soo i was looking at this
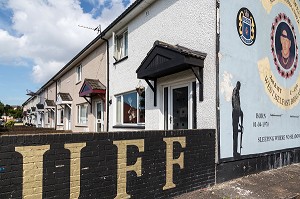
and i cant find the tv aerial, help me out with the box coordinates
[26,89,37,96]
[78,24,101,34]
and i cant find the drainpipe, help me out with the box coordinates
[100,37,110,132]
[55,80,58,130]
[215,0,221,184]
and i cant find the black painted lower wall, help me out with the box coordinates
[217,148,300,183]
[0,129,215,199]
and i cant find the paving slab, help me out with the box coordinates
[175,163,300,199]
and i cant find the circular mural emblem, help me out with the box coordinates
[236,7,256,46]
[271,13,298,78]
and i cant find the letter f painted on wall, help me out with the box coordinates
[113,139,144,199]
[163,137,186,190]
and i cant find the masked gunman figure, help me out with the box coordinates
[232,81,243,158]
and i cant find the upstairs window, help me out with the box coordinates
[113,30,128,61]
[76,65,82,83]
[116,91,145,125]
[57,79,61,93]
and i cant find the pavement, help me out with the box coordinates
[175,163,300,199]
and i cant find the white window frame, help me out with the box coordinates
[115,91,145,125]
[57,109,64,125]
[76,65,82,83]
[57,79,61,93]
[94,101,104,132]
[46,111,51,124]
[77,103,88,125]
[163,80,194,130]
[113,29,128,61]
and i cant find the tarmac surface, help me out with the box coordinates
[175,163,300,199]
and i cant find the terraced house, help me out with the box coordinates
[23,34,107,132]
[22,0,300,191]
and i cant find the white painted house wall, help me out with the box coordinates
[108,0,217,131]
[23,96,39,126]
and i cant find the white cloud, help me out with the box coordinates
[0,29,27,65]
[32,61,63,83]
[98,0,134,27]
[0,0,133,83]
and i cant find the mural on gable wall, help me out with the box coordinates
[219,0,300,160]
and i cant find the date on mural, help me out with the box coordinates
[253,113,269,128]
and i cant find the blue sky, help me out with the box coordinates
[0,0,132,106]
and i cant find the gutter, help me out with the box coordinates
[22,0,150,132]
[28,0,146,98]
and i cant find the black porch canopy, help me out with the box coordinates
[136,40,207,106]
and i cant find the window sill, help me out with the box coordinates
[113,124,145,129]
[113,56,128,65]
[57,124,64,126]
[75,124,88,127]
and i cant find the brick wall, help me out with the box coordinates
[0,129,215,199]
[217,148,300,183]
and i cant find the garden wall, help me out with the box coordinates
[0,129,215,199]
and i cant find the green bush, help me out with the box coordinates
[4,120,15,127]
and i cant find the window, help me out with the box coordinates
[47,111,51,124]
[77,103,88,125]
[114,30,128,61]
[57,109,64,125]
[116,91,145,125]
[76,65,82,83]
[57,79,61,93]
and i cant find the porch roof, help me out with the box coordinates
[45,100,56,108]
[36,103,44,110]
[56,92,73,105]
[79,78,106,97]
[136,40,206,80]
[136,40,207,106]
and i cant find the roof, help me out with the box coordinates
[101,0,145,36]
[23,0,155,105]
[45,100,56,107]
[85,79,106,90]
[27,0,149,97]
[136,41,206,104]
[79,79,106,97]
[57,93,73,101]
[56,93,73,105]
[136,40,207,80]
[153,41,207,59]
[36,103,44,110]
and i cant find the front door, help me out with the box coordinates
[51,111,55,128]
[165,83,191,130]
[95,101,104,132]
[66,107,71,130]
[171,86,189,130]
